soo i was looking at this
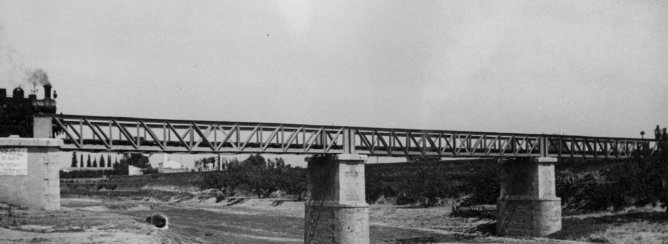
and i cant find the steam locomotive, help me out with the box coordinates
[0,84,57,137]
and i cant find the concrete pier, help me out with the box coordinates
[0,138,62,210]
[304,154,369,244]
[497,157,561,236]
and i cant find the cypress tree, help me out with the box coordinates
[80,154,84,167]
[92,158,97,167]
[71,152,78,168]
[100,155,106,168]
[87,154,92,167]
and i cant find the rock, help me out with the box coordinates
[203,197,218,204]
[19,225,54,232]
[195,189,224,199]
[268,190,285,198]
[374,195,388,204]
[194,189,224,203]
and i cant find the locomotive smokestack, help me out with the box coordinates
[44,84,52,100]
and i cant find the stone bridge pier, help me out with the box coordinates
[497,157,562,236]
[0,138,62,210]
[0,117,62,210]
[304,154,369,244]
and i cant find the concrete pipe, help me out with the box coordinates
[146,213,169,229]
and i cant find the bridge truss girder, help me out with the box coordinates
[51,114,654,158]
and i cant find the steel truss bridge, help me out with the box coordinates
[50,114,655,159]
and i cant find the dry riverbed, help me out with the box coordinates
[1,192,668,243]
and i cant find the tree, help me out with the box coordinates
[99,155,106,168]
[227,158,241,171]
[80,154,84,168]
[92,158,97,167]
[595,125,668,213]
[86,154,91,167]
[243,154,266,168]
[275,157,285,168]
[656,125,662,140]
[122,153,151,168]
[653,126,668,211]
[221,157,229,171]
[71,152,78,168]
[112,153,151,175]
[108,155,112,168]
[267,159,275,169]
[195,156,216,171]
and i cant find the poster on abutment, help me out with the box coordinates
[0,148,27,175]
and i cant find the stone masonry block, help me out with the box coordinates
[497,157,561,237]
[0,138,61,210]
[305,154,369,244]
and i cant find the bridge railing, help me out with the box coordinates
[52,114,655,158]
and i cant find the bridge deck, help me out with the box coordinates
[50,114,654,158]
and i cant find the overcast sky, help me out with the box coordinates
[1,1,667,167]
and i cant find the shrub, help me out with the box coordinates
[197,167,306,199]
[365,159,498,206]
[451,205,496,219]
[60,170,114,179]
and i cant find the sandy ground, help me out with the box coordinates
[2,194,668,243]
[0,201,166,243]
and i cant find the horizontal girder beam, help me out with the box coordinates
[51,114,655,158]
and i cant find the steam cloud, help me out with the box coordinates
[29,69,50,86]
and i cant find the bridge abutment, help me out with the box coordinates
[304,154,369,244]
[0,138,62,210]
[497,157,561,236]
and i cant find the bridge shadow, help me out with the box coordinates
[464,222,497,236]
[461,211,668,241]
[271,200,285,206]
[549,211,668,241]
[225,198,247,206]
[389,235,476,244]
[454,212,668,243]
[371,225,483,244]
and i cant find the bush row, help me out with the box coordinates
[365,159,499,207]
[62,151,668,214]
[197,167,306,199]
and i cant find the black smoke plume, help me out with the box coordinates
[29,69,50,86]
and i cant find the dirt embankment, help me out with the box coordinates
[52,169,668,244]
[0,200,168,244]
[5,190,668,244]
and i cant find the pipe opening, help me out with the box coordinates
[146,213,169,229]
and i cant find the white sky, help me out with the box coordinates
[1,1,667,168]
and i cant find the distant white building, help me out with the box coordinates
[158,158,187,173]
[162,160,183,169]
[128,165,143,175]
